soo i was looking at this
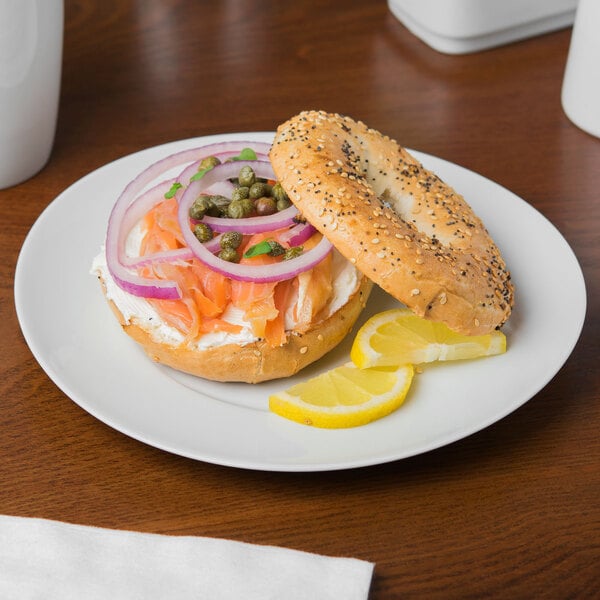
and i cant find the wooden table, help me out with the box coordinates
[2,1,598,597]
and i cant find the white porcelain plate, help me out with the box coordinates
[14,133,586,471]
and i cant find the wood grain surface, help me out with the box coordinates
[1,1,598,597]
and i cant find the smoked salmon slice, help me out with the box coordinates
[135,196,335,347]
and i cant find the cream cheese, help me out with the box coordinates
[91,226,360,349]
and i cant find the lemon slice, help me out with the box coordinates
[269,363,414,428]
[351,308,506,369]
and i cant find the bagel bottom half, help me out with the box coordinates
[99,274,373,384]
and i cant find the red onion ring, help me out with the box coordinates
[278,222,316,247]
[178,161,333,282]
[106,141,271,299]
[199,204,298,233]
[185,158,299,232]
[106,140,330,297]
[126,248,195,268]
[119,179,175,267]
[175,149,270,199]
[178,155,268,186]
[126,233,223,268]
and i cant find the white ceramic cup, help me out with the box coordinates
[561,0,600,138]
[0,0,63,189]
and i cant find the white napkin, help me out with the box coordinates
[0,515,374,599]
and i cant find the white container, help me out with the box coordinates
[562,0,600,138]
[388,0,577,54]
[0,0,63,189]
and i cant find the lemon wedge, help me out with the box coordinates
[269,363,414,428]
[351,308,506,369]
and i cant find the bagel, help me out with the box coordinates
[92,135,379,383]
[269,110,514,335]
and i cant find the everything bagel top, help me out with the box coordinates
[269,110,514,335]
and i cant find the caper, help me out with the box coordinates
[293,212,307,224]
[272,183,289,204]
[227,199,254,219]
[249,182,270,199]
[218,247,239,263]
[207,194,230,216]
[240,198,256,217]
[284,246,304,260]
[227,200,245,219]
[220,231,243,250]
[255,196,277,216]
[208,194,230,207]
[189,196,217,220]
[199,155,221,171]
[238,166,256,187]
[231,186,250,202]
[267,240,286,257]
[276,197,291,211]
[193,222,214,243]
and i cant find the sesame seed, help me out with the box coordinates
[411,288,420,296]
[371,238,380,244]
[300,346,308,354]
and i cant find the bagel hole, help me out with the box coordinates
[380,187,413,219]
